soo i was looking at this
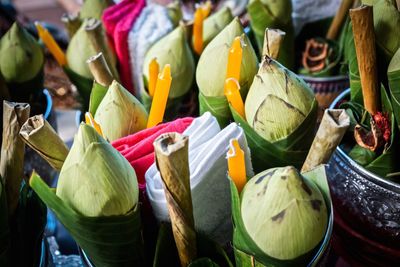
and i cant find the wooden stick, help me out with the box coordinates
[301,109,350,173]
[61,13,81,39]
[350,5,380,115]
[326,0,354,40]
[87,53,114,87]
[262,28,285,60]
[154,133,197,267]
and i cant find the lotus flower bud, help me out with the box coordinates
[0,23,44,83]
[80,0,113,20]
[245,58,315,142]
[203,7,233,47]
[94,81,148,141]
[196,17,258,97]
[56,123,139,216]
[167,0,183,27]
[241,166,328,260]
[143,25,195,98]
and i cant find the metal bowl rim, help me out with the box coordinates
[330,88,400,193]
[298,74,349,83]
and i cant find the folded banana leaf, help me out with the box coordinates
[230,99,318,173]
[30,172,145,267]
[345,86,400,178]
[247,0,294,69]
[0,178,10,266]
[199,92,231,128]
[89,81,108,116]
[64,66,93,111]
[9,180,47,267]
[230,165,333,267]
[153,223,233,267]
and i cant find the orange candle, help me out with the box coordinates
[85,112,104,137]
[35,22,67,66]
[224,78,245,118]
[227,139,246,193]
[201,0,212,17]
[226,36,243,81]
[148,58,159,97]
[147,64,172,128]
[193,8,204,55]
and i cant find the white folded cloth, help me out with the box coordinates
[128,4,173,95]
[146,112,254,244]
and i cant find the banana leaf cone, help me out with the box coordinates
[203,7,234,48]
[197,17,258,127]
[388,47,400,131]
[235,58,318,173]
[345,85,400,178]
[247,0,294,69]
[230,165,333,267]
[29,124,145,267]
[80,0,114,20]
[0,23,44,102]
[153,223,233,267]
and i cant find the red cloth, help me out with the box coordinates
[102,0,146,94]
[112,117,194,188]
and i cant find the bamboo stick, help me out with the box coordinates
[326,0,354,40]
[154,133,196,267]
[87,53,114,87]
[350,5,380,115]
[262,28,286,60]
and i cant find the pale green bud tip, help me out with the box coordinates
[241,166,328,260]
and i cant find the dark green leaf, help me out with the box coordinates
[348,145,376,166]
[89,82,108,116]
[199,92,232,128]
[64,66,93,111]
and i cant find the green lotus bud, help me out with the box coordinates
[56,123,138,216]
[196,17,258,97]
[167,0,183,27]
[203,7,233,47]
[94,81,148,141]
[241,166,328,260]
[373,0,400,64]
[143,25,195,98]
[80,0,113,20]
[0,23,44,83]
[245,58,315,142]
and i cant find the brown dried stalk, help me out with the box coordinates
[61,13,81,39]
[87,53,114,87]
[326,0,354,40]
[262,28,286,60]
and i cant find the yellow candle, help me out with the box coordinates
[35,22,67,66]
[201,0,212,18]
[193,8,204,55]
[85,112,104,137]
[224,78,245,118]
[227,139,246,193]
[147,64,172,128]
[148,58,159,97]
[226,36,243,81]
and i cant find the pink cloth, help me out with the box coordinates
[102,0,146,94]
[112,117,194,187]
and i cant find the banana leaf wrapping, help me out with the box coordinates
[64,66,93,111]
[230,165,333,267]
[230,99,318,173]
[153,223,233,267]
[199,92,231,128]
[344,86,400,178]
[0,178,10,266]
[88,81,108,116]
[30,173,145,267]
[247,0,294,69]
